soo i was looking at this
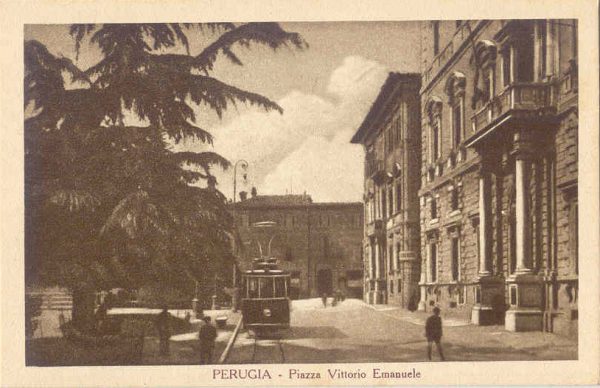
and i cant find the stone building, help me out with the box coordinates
[418,20,578,335]
[351,73,422,309]
[229,193,364,299]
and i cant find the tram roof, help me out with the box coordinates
[243,269,289,275]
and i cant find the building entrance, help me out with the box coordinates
[316,269,333,296]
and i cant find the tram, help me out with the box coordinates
[241,257,291,333]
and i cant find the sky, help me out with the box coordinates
[24,22,421,202]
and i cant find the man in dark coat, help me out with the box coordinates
[155,306,171,356]
[425,306,445,361]
[199,316,217,364]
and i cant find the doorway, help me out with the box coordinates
[316,269,333,296]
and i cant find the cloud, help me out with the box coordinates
[207,55,388,202]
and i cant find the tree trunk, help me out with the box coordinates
[71,287,96,332]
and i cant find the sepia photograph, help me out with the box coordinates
[22,18,582,368]
[2,0,599,386]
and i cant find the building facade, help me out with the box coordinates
[351,73,422,309]
[418,20,578,335]
[229,194,364,299]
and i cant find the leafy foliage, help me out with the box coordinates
[25,23,306,312]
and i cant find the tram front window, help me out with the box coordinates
[247,278,259,298]
[274,277,287,297]
[259,277,274,298]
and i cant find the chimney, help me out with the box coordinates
[239,191,248,201]
[251,186,257,198]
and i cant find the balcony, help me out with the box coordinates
[366,159,385,181]
[366,219,385,237]
[470,82,556,135]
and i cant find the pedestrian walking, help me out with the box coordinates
[155,306,171,356]
[321,292,328,308]
[199,316,217,364]
[425,306,445,361]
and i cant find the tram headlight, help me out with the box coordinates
[263,308,272,317]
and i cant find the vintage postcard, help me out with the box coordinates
[1,0,599,386]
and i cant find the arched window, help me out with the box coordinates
[444,71,467,148]
[473,40,497,106]
[426,97,443,163]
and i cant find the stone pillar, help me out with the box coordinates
[505,131,543,332]
[478,169,492,276]
[418,254,427,311]
[472,162,504,326]
[515,157,532,274]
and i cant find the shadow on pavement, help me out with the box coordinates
[285,326,348,340]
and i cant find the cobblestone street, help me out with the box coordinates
[225,298,577,364]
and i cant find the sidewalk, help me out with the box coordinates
[366,302,577,361]
[365,303,471,326]
[140,311,242,365]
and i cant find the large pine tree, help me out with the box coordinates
[25,23,306,330]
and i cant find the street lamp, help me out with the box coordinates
[233,160,249,203]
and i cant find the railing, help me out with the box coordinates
[365,159,384,178]
[471,82,555,133]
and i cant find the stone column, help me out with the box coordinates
[505,130,543,332]
[515,156,532,274]
[472,160,504,326]
[478,168,492,277]
[418,248,427,311]
[374,238,380,280]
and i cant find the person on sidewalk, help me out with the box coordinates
[199,316,217,364]
[155,306,171,356]
[425,306,445,361]
[321,292,328,308]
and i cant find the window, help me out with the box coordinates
[451,188,459,211]
[390,280,394,294]
[389,244,394,273]
[397,279,402,294]
[388,187,394,217]
[432,119,440,161]
[396,181,402,213]
[430,243,437,282]
[451,237,460,281]
[259,277,274,298]
[430,198,438,219]
[501,48,511,87]
[482,68,494,102]
[396,242,401,268]
[538,20,547,80]
[452,102,463,147]
[381,188,387,219]
[386,125,394,152]
[433,21,440,55]
[274,277,287,297]
[247,277,259,298]
[426,98,442,163]
[395,105,404,144]
[515,22,534,82]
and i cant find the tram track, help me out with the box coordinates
[249,332,286,363]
